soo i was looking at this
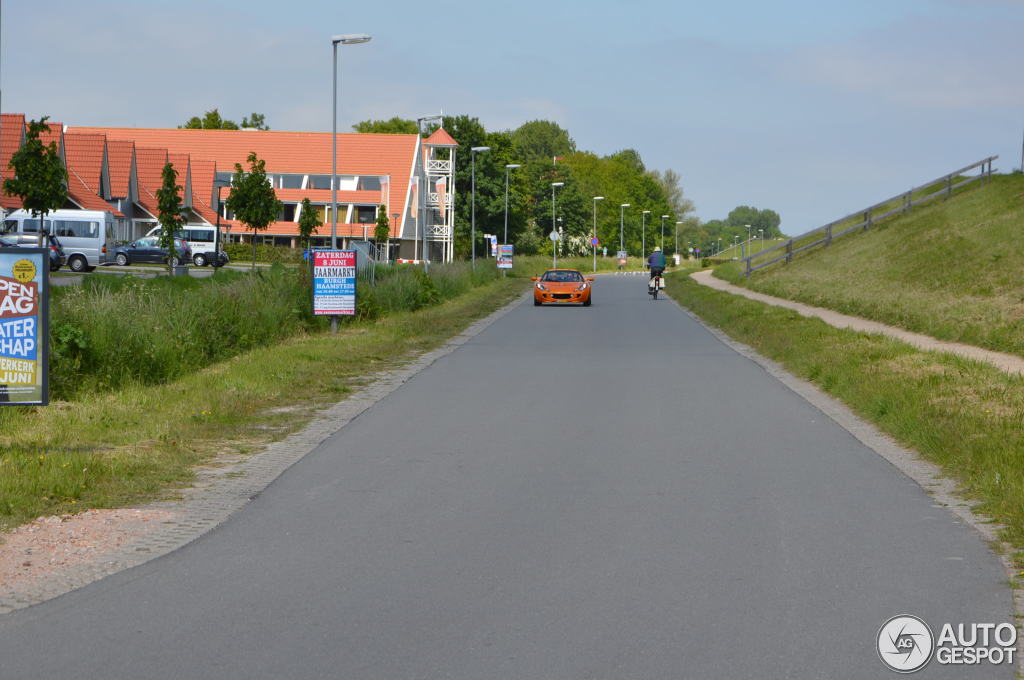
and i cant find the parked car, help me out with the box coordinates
[114,236,192,266]
[0,233,65,271]
[145,225,226,266]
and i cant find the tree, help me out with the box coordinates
[352,117,419,134]
[180,109,240,130]
[511,120,576,163]
[3,116,68,250]
[226,152,282,269]
[156,162,186,276]
[726,206,783,238]
[241,113,269,130]
[650,169,696,220]
[297,197,321,253]
[373,205,390,261]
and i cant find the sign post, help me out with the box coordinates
[549,230,560,268]
[497,244,514,271]
[0,248,48,405]
[313,250,357,327]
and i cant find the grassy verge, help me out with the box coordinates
[716,174,1024,357]
[665,271,1024,563]
[0,276,527,531]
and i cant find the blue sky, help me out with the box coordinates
[5,0,1022,233]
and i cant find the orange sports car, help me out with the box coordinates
[532,269,595,306]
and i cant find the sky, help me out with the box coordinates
[4,0,1023,234]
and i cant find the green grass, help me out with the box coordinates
[665,272,1024,563]
[0,276,528,531]
[716,174,1024,356]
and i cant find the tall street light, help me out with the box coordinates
[592,196,604,272]
[330,32,370,335]
[551,182,564,268]
[675,221,683,256]
[619,203,630,254]
[470,146,490,269]
[331,33,371,251]
[212,178,231,275]
[641,210,651,262]
[661,215,669,250]
[504,163,519,246]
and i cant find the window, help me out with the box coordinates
[308,174,332,190]
[355,206,377,223]
[280,174,303,189]
[216,171,233,184]
[22,219,51,233]
[1,219,16,234]
[52,220,99,238]
[357,176,381,191]
[186,229,214,243]
[541,270,583,282]
[280,204,297,222]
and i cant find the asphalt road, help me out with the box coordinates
[0,275,1014,678]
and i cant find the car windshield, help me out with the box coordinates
[541,270,583,283]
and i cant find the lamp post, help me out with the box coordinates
[717,238,722,256]
[330,33,370,334]
[212,178,231,275]
[675,221,683,256]
[551,181,564,268]
[641,210,650,263]
[661,215,669,251]
[503,164,519,246]
[619,203,630,254]
[592,196,604,272]
[331,33,371,252]
[470,146,490,270]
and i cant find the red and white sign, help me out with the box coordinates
[313,250,357,316]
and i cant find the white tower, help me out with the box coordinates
[422,128,458,263]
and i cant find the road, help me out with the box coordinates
[0,275,1013,678]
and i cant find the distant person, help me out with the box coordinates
[647,246,666,280]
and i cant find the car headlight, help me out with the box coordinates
[536,283,547,291]
[577,283,588,291]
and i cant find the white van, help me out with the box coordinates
[2,209,116,272]
[146,225,224,266]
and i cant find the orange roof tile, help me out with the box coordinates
[424,127,458,147]
[134,147,168,218]
[168,152,190,202]
[37,121,64,155]
[64,133,106,195]
[69,126,417,238]
[106,140,134,198]
[222,220,378,238]
[188,159,220,225]
[0,114,26,184]
[67,171,123,216]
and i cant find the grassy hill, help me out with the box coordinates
[715,173,1024,356]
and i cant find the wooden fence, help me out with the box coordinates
[743,156,998,277]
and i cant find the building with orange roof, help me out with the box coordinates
[2,115,462,261]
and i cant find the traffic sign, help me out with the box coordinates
[590,237,599,246]
[549,231,560,242]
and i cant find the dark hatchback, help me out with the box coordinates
[114,236,191,266]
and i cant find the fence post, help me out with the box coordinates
[744,256,751,278]
[786,239,793,264]
[825,223,833,246]
[903,190,911,214]
[863,209,871,231]
[945,175,952,199]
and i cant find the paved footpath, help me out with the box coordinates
[0,275,1015,679]
[691,269,1024,376]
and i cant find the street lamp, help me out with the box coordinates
[758,228,764,250]
[641,210,651,262]
[212,178,231,274]
[504,164,520,246]
[619,203,630,253]
[331,33,372,253]
[470,146,490,269]
[551,182,564,268]
[592,196,604,272]
[675,220,683,256]
[717,237,722,256]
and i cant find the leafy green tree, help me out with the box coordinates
[374,204,390,260]
[352,117,419,134]
[241,113,269,130]
[297,197,321,252]
[226,152,283,269]
[511,120,575,163]
[3,116,68,250]
[180,109,240,130]
[726,206,783,239]
[156,162,186,275]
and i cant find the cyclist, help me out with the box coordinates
[647,246,666,280]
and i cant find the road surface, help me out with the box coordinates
[0,275,1013,678]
